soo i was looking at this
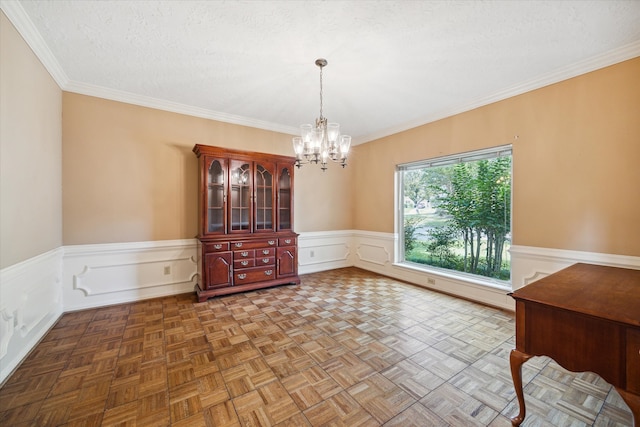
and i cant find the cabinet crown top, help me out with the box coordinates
[193,144,296,162]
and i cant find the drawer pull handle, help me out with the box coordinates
[238,273,247,279]
[268,240,275,245]
[214,244,222,249]
[284,239,291,244]
[235,243,243,248]
[241,251,249,257]
[241,260,249,266]
[265,270,273,276]
[262,258,270,263]
[262,250,270,255]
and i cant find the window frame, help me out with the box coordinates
[396,144,513,288]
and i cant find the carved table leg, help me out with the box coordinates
[510,349,533,426]
[616,388,640,427]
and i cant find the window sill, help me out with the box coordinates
[393,261,512,292]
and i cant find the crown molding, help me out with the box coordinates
[1,0,69,88]
[64,80,300,136]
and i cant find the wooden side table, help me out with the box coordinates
[509,263,640,426]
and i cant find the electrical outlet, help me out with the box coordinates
[427,277,436,285]
[310,250,315,258]
[164,266,171,275]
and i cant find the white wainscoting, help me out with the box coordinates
[3,234,638,385]
[509,244,640,289]
[63,239,199,312]
[297,231,355,275]
[0,248,63,384]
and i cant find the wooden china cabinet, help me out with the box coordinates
[193,144,300,302]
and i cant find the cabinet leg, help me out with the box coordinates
[616,388,640,427]
[510,349,533,426]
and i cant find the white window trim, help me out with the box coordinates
[396,144,513,286]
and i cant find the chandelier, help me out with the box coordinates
[293,58,351,171]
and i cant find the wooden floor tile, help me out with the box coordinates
[420,382,499,426]
[347,372,415,423]
[233,381,300,426]
[303,390,378,427]
[320,352,376,389]
[381,358,445,400]
[384,402,448,427]
[281,366,342,411]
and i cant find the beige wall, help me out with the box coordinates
[353,57,640,257]
[62,93,354,244]
[0,12,62,268]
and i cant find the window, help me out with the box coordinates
[397,145,512,285]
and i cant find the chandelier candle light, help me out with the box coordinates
[293,58,351,171]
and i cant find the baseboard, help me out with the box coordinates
[0,248,64,384]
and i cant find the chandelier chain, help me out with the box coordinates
[319,65,324,121]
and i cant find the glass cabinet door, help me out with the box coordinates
[230,160,251,232]
[254,162,274,231]
[206,158,226,233]
[278,165,292,230]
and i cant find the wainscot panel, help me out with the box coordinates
[0,248,63,384]
[62,239,198,311]
[297,231,354,275]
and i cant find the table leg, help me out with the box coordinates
[616,388,640,427]
[510,349,533,426]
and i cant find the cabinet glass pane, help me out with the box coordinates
[207,160,225,233]
[278,167,292,230]
[230,163,251,231]
[255,164,273,230]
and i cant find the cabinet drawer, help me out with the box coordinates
[256,247,275,257]
[234,249,255,259]
[234,267,276,284]
[256,256,275,266]
[279,237,296,246]
[231,239,277,250]
[204,242,230,252]
[234,259,255,269]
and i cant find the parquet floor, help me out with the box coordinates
[0,268,633,426]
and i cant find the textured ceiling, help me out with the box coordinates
[3,0,640,144]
